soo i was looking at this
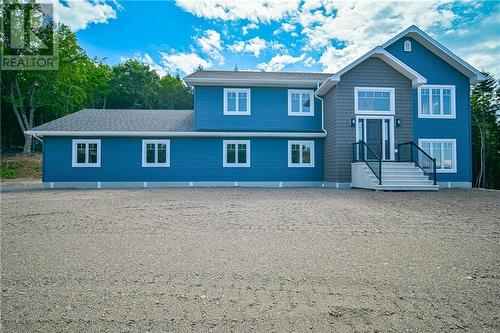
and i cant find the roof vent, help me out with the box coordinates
[404,40,412,52]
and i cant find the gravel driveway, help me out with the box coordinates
[1,188,499,332]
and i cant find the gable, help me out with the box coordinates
[385,37,470,85]
[316,46,426,96]
[382,26,484,83]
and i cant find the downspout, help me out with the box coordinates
[315,82,327,135]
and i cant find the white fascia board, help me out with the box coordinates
[25,130,327,138]
[315,77,341,96]
[183,77,324,88]
[382,25,485,83]
[315,46,427,96]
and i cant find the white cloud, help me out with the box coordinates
[229,37,267,57]
[257,54,305,71]
[137,53,167,77]
[52,0,117,31]
[161,51,212,75]
[297,1,462,73]
[196,29,224,64]
[175,0,301,23]
[273,22,296,35]
[242,23,258,35]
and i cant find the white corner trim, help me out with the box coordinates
[71,139,101,167]
[418,138,457,173]
[223,140,250,167]
[417,85,456,119]
[142,139,171,167]
[223,88,251,115]
[288,140,315,167]
[287,89,315,116]
[381,25,485,83]
[354,87,395,115]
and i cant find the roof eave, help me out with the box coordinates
[316,46,427,96]
[184,77,326,88]
[25,130,327,138]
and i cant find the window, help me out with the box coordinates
[354,87,395,114]
[288,141,315,167]
[72,139,101,167]
[418,139,456,173]
[404,40,412,52]
[142,140,170,167]
[223,140,250,167]
[223,88,251,115]
[418,85,455,118]
[288,90,315,116]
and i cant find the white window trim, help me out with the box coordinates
[417,85,456,119]
[223,88,251,115]
[223,140,250,167]
[288,140,315,167]
[404,40,412,52]
[142,140,171,167]
[418,138,457,173]
[355,115,395,161]
[288,89,315,116]
[72,139,101,167]
[354,87,395,115]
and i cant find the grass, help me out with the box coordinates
[1,154,42,180]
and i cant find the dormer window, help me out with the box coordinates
[223,88,251,115]
[404,40,412,52]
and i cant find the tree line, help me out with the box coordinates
[1,22,193,153]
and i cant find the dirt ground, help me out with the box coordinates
[1,188,499,332]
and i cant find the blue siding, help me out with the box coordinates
[386,37,472,182]
[43,137,323,182]
[194,86,323,131]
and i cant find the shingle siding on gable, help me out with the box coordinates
[194,86,323,131]
[323,58,413,182]
[43,136,324,182]
[386,37,472,182]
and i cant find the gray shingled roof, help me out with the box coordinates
[30,109,194,132]
[184,70,332,82]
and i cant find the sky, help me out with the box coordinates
[53,0,499,78]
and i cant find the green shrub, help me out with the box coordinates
[1,168,17,179]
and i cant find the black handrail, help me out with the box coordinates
[397,141,437,185]
[353,141,382,185]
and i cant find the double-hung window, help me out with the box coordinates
[354,87,395,114]
[142,140,170,167]
[224,88,251,115]
[288,90,314,116]
[288,141,314,167]
[418,139,456,173]
[418,85,455,118]
[223,140,250,167]
[72,139,101,167]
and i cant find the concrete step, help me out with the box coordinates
[368,173,429,180]
[376,184,439,191]
[380,179,435,185]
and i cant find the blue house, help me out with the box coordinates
[27,26,484,190]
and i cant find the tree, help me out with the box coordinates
[158,75,193,109]
[0,2,57,153]
[471,72,500,188]
[107,60,160,109]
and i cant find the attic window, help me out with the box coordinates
[404,40,412,52]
